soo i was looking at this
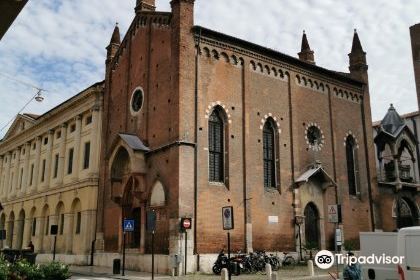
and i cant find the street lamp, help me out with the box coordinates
[295,215,305,262]
[34,90,44,102]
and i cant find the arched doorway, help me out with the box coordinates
[304,203,320,249]
[395,197,419,228]
[111,147,131,201]
[122,179,141,249]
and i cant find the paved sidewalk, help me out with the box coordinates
[70,265,338,280]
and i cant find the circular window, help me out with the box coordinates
[130,87,144,115]
[305,124,324,150]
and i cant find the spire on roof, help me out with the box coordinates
[381,104,405,134]
[301,30,311,52]
[348,29,368,82]
[110,22,120,45]
[351,29,364,53]
[298,30,315,64]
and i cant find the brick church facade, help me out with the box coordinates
[94,0,377,273]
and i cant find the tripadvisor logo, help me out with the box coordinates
[315,250,335,269]
[314,250,405,269]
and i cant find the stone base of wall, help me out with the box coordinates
[36,252,300,275]
[93,252,171,274]
[37,254,90,265]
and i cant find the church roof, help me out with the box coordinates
[119,133,150,152]
[295,162,336,189]
[192,26,364,87]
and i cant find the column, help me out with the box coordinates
[140,205,146,253]
[32,137,42,193]
[20,142,31,196]
[22,218,32,250]
[81,210,96,254]
[10,147,21,199]
[7,219,13,248]
[48,215,58,253]
[64,213,74,254]
[57,124,68,186]
[89,108,101,176]
[34,216,45,253]
[16,217,24,249]
[0,156,3,199]
[2,153,11,199]
[72,115,82,181]
[44,130,54,190]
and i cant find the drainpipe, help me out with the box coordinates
[193,28,201,270]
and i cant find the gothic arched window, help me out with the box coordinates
[346,135,358,195]
[263,120,278,188]
[209,108,225,183]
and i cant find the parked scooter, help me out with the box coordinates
[212,249,242,275]
[212,249,228,275]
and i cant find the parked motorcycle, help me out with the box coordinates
[212,249,228,275]
[212,249,242,275]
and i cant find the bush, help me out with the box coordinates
[343,238,360,251]
[11,260,44,280]
[0,258,71,280]
[40,261,71,280]
[0,261,8,280]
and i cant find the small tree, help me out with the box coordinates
[304,241,319,260]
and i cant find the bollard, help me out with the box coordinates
[221,268,229,280]
[307,260,315,277]
[271,272,278,280]
[265,263,272,279]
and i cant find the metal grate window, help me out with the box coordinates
[263,121,276,188]
[208,109,224,182]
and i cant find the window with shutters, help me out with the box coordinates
[30,164,34,185]
[41,159,46,182]
[53,154,59,178]
[83,142,90,170]
[263,119,279,189]
[208,107,226,183]
[68,148,74,174]
[346,135,359,196]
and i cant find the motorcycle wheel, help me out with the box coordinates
[212,264,222,275]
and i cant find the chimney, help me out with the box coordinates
[410,24,420,111]
[135,0,156,13]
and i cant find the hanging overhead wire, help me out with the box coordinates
[0,72,46,133]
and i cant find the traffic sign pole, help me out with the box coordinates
[184,230,187,275]
[122,231,126,276]
[152,230,155,280]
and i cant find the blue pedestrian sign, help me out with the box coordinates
[123,219,135,232]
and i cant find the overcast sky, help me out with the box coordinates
[1,0,419,138]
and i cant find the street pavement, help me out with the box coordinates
[69,265,337,280]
